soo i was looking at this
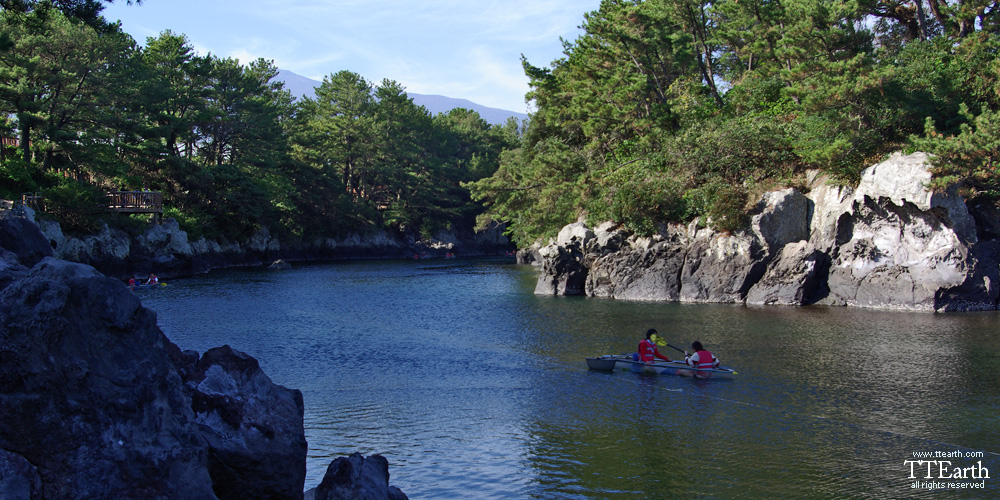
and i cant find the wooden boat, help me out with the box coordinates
[586,354,737,379]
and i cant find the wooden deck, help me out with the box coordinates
[106,191,163,223]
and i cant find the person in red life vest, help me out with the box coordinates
[146,272,159,285]
[684,341,720,370]
[127,276,136,289]
[638,328,672,363]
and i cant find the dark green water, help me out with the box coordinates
[137,258,1000,499]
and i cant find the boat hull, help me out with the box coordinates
[586,354,736,379]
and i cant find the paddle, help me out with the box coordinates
[666,343,686,354]
[647,334,684,364]
[668,342,738,375]
[650,335,688,356]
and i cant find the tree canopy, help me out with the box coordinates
[0,5,519,241]
[467,0,1000,245]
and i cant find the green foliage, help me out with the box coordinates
[0,10,514,245]
[42,178,104,234]
[914,105,1000,195]
[704,182,748,233]
[0,155,46,197]
[605,161,687,236]
[291,73,518,239]
[12,0,1000,253]
[468,0,1000,244]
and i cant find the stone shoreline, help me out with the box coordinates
[29,212,513,282]
[526,152,1000,312]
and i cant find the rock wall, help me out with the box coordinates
[26,212,513,281]
[0,212,407,499]
[532,152,1000,312]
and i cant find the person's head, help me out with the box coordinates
[646,328,657,340]
[692,341,704,351]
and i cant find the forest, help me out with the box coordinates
[467,0,1000,246]
[3,0,999,249]
[0,0,520,242]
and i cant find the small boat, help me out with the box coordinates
[131,282,166,290]
[586,354,737,379]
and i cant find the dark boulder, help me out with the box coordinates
[0,258,216,500]
[0,207,52,269]
[0,257,311,499]
[309,453,408,500]
[0,448,43,500]
[184,345,307,500]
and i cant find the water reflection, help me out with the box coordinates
[139,260,999,499]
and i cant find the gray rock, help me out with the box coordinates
[534,239,588,295]
[679,231,768,303]
[592,221,626,254]
[586,233,686,301]
[0,257,312,499]
[746,241,826,306]
[0,449,43,500]
[269,259,293,270]
[750,188,810,254]
[248,226,280,255]
[471,220,511,249]
[50,222,131,274]
[0,258,217,500]
[0,208,52,268]
[185,346,307,500]
[137,218,193,257]
[312,453,408,500]
[822,194,992,311]
[530,151,998,311]
[556,222,595,247]
[855,151,976,243]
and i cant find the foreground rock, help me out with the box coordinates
[306,453,409,500]
[0,209,410,499]
[533,152,1000,312]
[0,258,219,499]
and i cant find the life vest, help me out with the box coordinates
[638,339,657,362]
[693,350,715,369]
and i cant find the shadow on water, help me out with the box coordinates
[139,259,1000,499]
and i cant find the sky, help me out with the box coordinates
[101,0,604,113]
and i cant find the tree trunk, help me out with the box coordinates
[19,126,31,164]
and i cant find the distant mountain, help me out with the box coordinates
[274,69,528,125]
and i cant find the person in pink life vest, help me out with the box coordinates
[684,341,720,369]
[637,328,672,363]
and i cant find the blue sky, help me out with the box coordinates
[102,0,603,113]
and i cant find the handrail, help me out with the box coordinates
[105,191,163,210]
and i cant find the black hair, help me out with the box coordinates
[646,328,657,339]
[692,341,704,351]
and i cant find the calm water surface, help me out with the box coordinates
[138,258,1000,499]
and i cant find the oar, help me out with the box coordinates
[671,343,739,375]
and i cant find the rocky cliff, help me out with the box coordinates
[0,211,407,499]
[532,152,1000,312]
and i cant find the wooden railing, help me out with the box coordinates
[19,192,44,211]
[106,191,164,223]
